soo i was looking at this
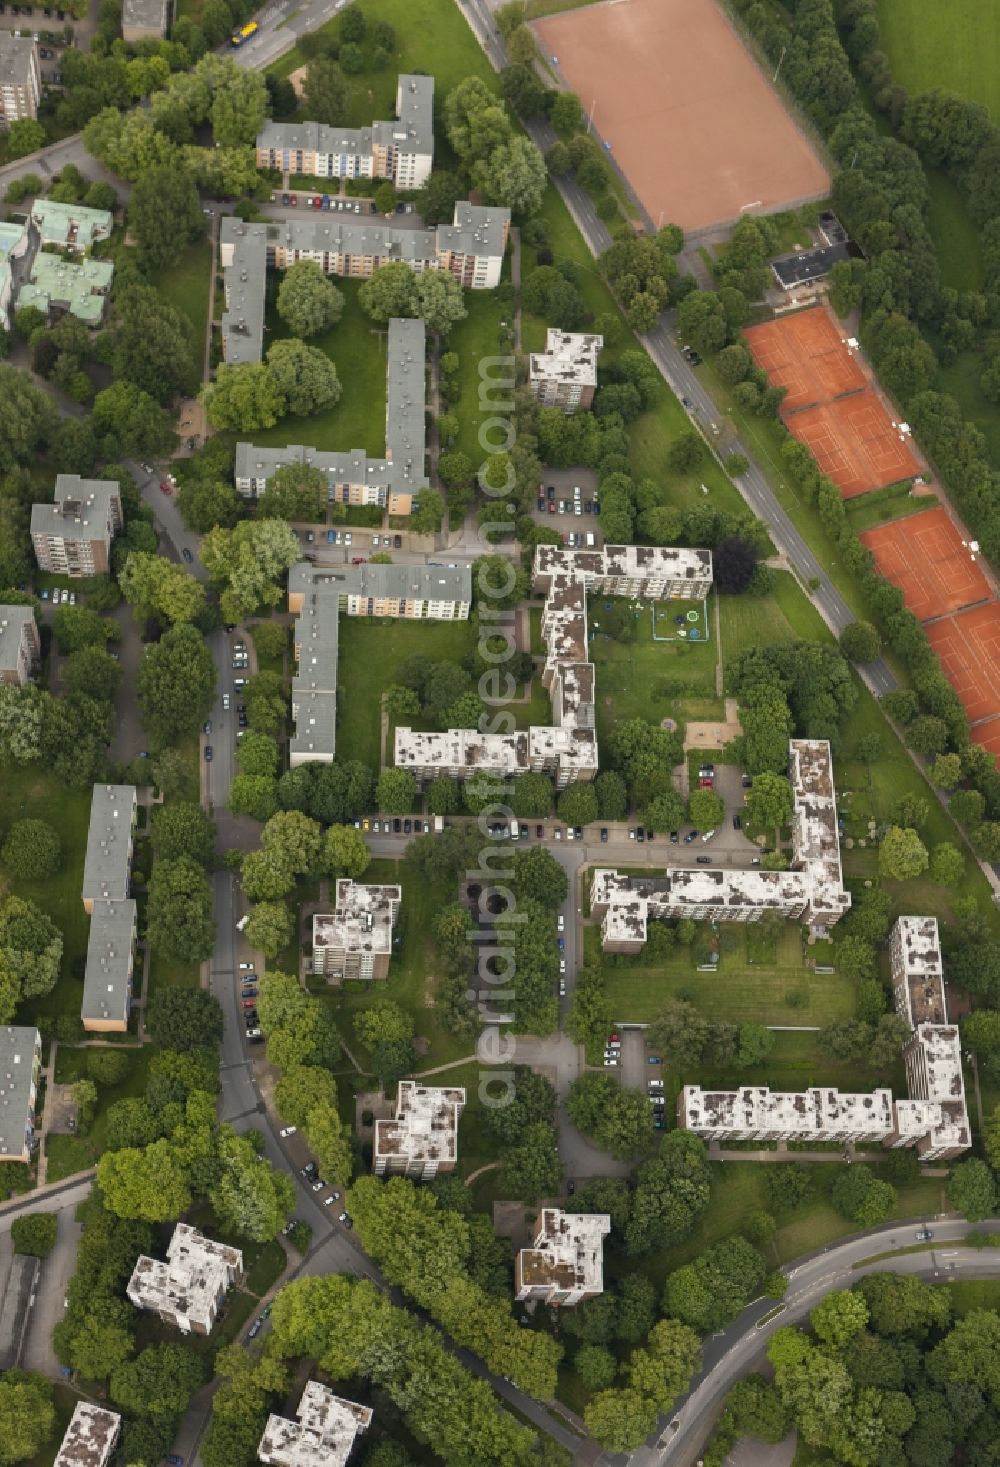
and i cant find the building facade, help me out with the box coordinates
[30,475,123,578]
[257,74,434,188]
[259,1382,373,1467]
[54,1405,121,1467]
[127,1224,243,1335]
[396,545,713,791]
[0,606,39,686]
[0,1027,41,1163]
[312,879,402,981]
[514,1209,611,1307]
[0,36,39,122]
[529,329,602,412]
[373,1080,465,1180]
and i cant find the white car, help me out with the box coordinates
[557,914,565,932]
[344,532,352,545]
[559,959,566,974]
[280,1126,297,1137]
[223,693,230,709]
[238,961,254,971]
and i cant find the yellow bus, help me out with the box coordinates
[230,20,258,45]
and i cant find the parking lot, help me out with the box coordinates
[602,1029,667,1128]
[530,467,601,547]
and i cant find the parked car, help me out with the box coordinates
[647,1055,662,1065]
[338,1212,353,1228]
[279,1127,297,1138]
[696,855,712,865]
[311,1178,326,1192]
[204,746,213,762]
[600,827,608,842]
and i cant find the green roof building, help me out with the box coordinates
[19,250,113,326]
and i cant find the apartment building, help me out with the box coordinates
[30,474,123,578]
[0,606,39,686]
[529,329,603,412]
[81,784,136,911]
[591,740,850,947]
[235,317,428,514]
[259,1383,373,1467]
[18,250,114,327]
[0,36,40,122]
[219,217,268,365]
[0,219,29,330]
[218,200,508,362]
[679,915,970,1159]
[121,0,170,42]
[396,544,713,791]
[514,1209,611,1308]
[82,898,137,1033]
[287,561,471,766]
[257,73,434,188]
[0,1027,41,1163]
[30,199,113,253]
[127,1224,243,1335]
[54,1405,121,1467]
[373,1080,465,1179]
[313,879,401,981]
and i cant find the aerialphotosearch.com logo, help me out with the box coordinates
[466,351,521,1116]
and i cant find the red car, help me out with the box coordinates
[547,501,557,513]
[699,777,714,789]
[312,195,322,209]
[159,481,173,495]
[351,556,367,564]
[242,997,257,1009]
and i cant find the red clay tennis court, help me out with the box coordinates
[926,603,1000,727]
[786,391,922,499]
[744,309,865,412]
[860,508,990,622]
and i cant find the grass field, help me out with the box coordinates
[875,0,1000,121]
[589,601,718,743]
[924,168,984,292]
[718,569,827,663]
[153,238,213,387]
[844,481,937,534]
[0,770,92,1029]
[936,347,1000,468]
[334,615,477,769]
[442,285,511,468]
[590,925,857,1027]
[253,280,389,456]
[46,1047,155,1181]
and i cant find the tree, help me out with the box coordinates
[427,775,461,815]
[325,824,371,879]
[810,1289,869,1347]
[87,1049,130,1086]
[120,552,205,626]
[575,1345,616,1392]
[229,774,280,823]
[1,820,60,879]
[664,1236,766,1331]
[200,520,299,623]
[947,1158,997,1222]
[146,988,223,1051]
[146,857,215,966]
[878,825,928,881]
[105,280,197,405]
[511,847,568,907]
[687,787,724,829]
[549,89,583,135]
[834,935,877,980]
[647,998,712,1066]
[376,767,417,814]
[97,1140,194,1223]
[930,842,964,887]
[302,57,347,123]
[128,166,203,271]
[63,646,121,704]
[557,783,599,828]
[830,1164,896,1227]
[0,1370,55,1464]
[10,1213,57,1258]
[840,621,883,663]
[499,1121,564,1203]
[137,624,216,746]
[714,536,759,594]
[51,604,109,654]
[414,270,467,337]
[566,967,613,1060]
[409,488,445,535]
[0,895,62,1009]
[667,431,703,473]
[444,76,512,162]
[266,338,342,417]
[566,1073,654,1159]
[110,1342,207,1420]
[244,901,295,960]
[276,260,344,338]
[354,1000,416,1085]
[474,135,546,215]
[201,363,285,433]
[211,1130,295,1241]
[359,261,419,323]
[210,65,268,146]
[745,772,793,831]
[676,290,728,355]
[627,1317,701,1411]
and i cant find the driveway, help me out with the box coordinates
[108,600,144,766]
[21,1205,80,1376]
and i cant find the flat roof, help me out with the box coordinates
[892,915,946,1027]
[82,899,136,1024]
[374,1080,464,1164]
[0,1027,39,1157]
[530,328,602,388]
[771,240,861,288]
[259,1383,373,1467]
[0,606,36,672]
[290,559,471,605]
[54,1403,120,1467]
[30,198,112,248]
[19,250,113,324]
[0,35,35,89]
[219,217,267,365]
[259,72,433,161]
[518,1208,610,1292]
[31,476,120,543]
[683,1083,895,1135]
[313,879,401,957]
[127,1223,242,1325]
[81,784,135,904]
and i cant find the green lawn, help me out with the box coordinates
[589,601,718,743]
[0,770,91,1029]
[719,570,828,664]
[924,168,984,292]
[843,480,936,534]
[935,346,1000,469]
[334,614,478,770]
[152,238,213,387]
[875,0,1000,121]
[253,280,389,456]
[444,286,511,468]
[323,857,475,1070]
[590,925,858,1027]
[46,1047,155,1181]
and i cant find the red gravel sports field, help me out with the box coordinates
[860,508,990,622]
[926,603,1000,731]
[744,310,864,413]
[533,0,829,233]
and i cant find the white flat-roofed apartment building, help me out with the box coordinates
[529,329,602,412]
[257,73,434,188]
[374,1080,465,1179]
[680,915,971,1158]
[0,606,39,686]
[259,1382,373,1467]
[0,35,39,121]
[30,475,123,578]
[395,544,713,791]
[514,1209,611,1307]
[235,317,428,514]
[312,878,401,981]
[0,1026,40,1163]
[127,1224,243,1336]
[286,560,471,766]
[591,739,850,948]
[53,1404,121,1467]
